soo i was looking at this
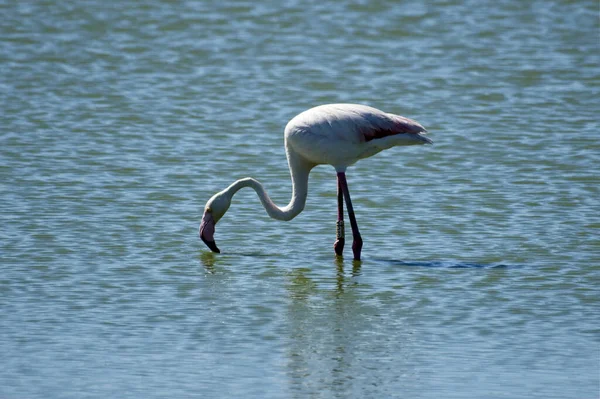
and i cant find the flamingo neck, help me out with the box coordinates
[225,151,313,221]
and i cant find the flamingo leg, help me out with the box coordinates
[334,174,345,256]
[337,172,363,261]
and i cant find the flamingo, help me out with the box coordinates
[199,103,432,260]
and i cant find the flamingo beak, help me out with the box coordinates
[199,210,220,253]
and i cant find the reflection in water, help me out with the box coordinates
[286,268,317,301]
[199,251,216,273]
[281,256,519,395]
[283,258,401,396]
[335,257,362,296]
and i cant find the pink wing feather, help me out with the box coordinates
[362,112,427,142]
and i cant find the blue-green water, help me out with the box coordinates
[1,1,599,398]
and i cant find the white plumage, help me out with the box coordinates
[200,103,432,260]
[285,103,430,171]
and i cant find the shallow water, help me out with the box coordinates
[1,0,599,398]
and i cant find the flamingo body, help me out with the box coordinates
[285,104,430,171]
[200,103,432,260]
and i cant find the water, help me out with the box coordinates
[1,0,599,397]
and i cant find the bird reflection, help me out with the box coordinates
[334,257,361,296]
[199,251,216,273]
[284,257,368,394]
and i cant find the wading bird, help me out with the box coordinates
[199,103,432,260]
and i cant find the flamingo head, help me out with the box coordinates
[199,191,231,253]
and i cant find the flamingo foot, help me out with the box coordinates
[334,219,345,256]
[334,237,345,256]
[352,237,363,261]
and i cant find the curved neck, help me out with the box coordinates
[224,152,314,221]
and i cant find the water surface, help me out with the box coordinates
[1,0,599,398]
